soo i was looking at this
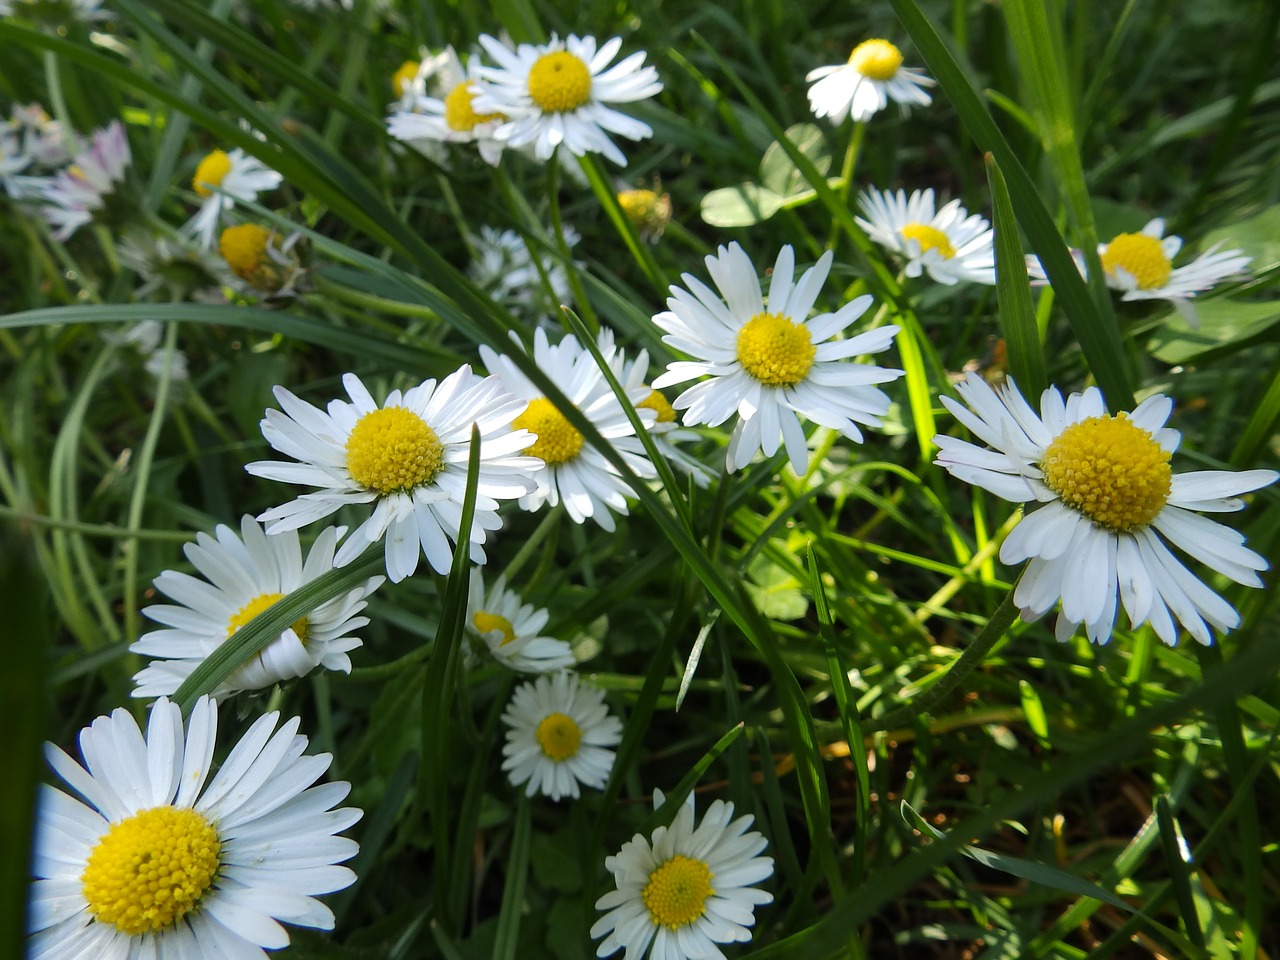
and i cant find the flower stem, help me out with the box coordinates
[827,119,867,251]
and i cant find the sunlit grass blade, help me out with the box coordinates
[1155,795,1206,950]
[985,154,1047,396]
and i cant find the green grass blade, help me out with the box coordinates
[1154,795,1206,950]
[491,795,533,960]
[985,155,1047,396]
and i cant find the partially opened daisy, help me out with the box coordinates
[246,366,540,583]
[934,372,1277,645]
[388,46,507,165]
[39,120,131,241]
[806,38,933,124]
[857,187,996,285]
[652,243,903,475]
[28,696,360,960]
[184,147,282,248]
[591,789,774,960]
[130,516,383,699]
[466,570,575,673]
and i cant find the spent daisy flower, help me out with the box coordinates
[184,147,282,248]
[219,222,307,297]
[591,789,774,960]
[474,33,662,166]
[466,570,575,673]
[617,184,672,243]
[129,516,383,699]
[28,696,360,960]
[934,372,1277,645]
[806,38,933,124]
[501,671,621,801]
[39,120,131,241]
[652,243,904,475]
[117,229,231,302]
[245,366,540,583]
[388,46,508,166]
[857,186,996,285]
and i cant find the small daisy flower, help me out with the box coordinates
[184,147,282,248]
[501,671,621,801]
[39,120,131,241]
[468,224,580,324]
[466,570,575,673]
[106,321,191,384]
[219,223,307,297]
[806,38,933,124]
[474,33,662,167]
[117,229,231,302]
[617,184,672,242]
[11,102,80,168]
[129,516,383,699]
[591,789,774,960]
[28,696,361,960]
[652,242,903,475]
[245,367,540,583]
[934,372,1277,645]
[388,46,508,166]
[857,186,996,285]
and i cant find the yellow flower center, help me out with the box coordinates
[638,388,676,424]
[1040,413,1172,532]
[473,610,516,645]
[81,806,221,936]
[514,397,584,466]
[1100,232,1172,290]
[618,188,659,223]
[226,591,310,644]
[736,311,816,387]
[392,60,419,96]
[219,223,271,280]
[192,149,232,198]
[849,39,904,81]
[901,222,956,259]
[527,51,592,113]
[345,406,445,495]
[443,81,505,132]
[535,712,581,761]
[642,855,715,929]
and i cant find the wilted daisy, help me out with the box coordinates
[857,186,996,285]
[246,367,539,583]
[118,229,230,301]
[617,184,672,242]
[474,33,662,166]
[184,147,282,248]
[466,570,575,673]
[806,38,933,124]
[388,46,507,166]
[652,243,903,475]
[28,696,360,960]
[219,223,306,297]
[39,120,131,241]
[501,671,621,801]
[130,516,383,699]
[468,224,580,324]
[934,372,1277,645]
[591,789,774,960]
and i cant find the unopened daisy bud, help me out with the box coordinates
[618,186,672,242]
[219,223,305,296]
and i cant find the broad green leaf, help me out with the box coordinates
[759,123,831,196]
[701,182,787,227]
[1200,204,1280,273]
[1148,300,1280,364]
[744,554,808,621]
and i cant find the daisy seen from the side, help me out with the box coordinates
[184,147,282,248]
[388,46,508,165]
[806,38,933,124]
[39,119,131,241]
[857,186,996,285]
[466,570,575,673]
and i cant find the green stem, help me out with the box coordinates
[546,154,598,335]
[827,120,866,252]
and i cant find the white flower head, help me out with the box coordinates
[466,570,575,673]
[857,187,996,285]
[39,120,131,241]
[468,224,580,324]
[117,229,231,302]
[806,38,933,124]
[388,46,508,166]
[183,147,282,248]
[934,372,1278,645]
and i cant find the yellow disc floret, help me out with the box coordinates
[527,51,592,113]
[192,149,232,198]
[227,591,310,644]
[638,389,676,424]
[473,610,516,646]
[642,855,715,929]
[514,397,584,466]
[443,81,506,132]
[392,60,419,96]
[1041,413,1172,532]
[81,806,221,935]
[901,223,956,259]
[219,224,271,280]
[849,39,904,81]
[1100,232,1172,290]
[345,407,445,495]
[535,712,582,761]
[736,312,816,387]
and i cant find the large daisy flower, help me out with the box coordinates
[388,46,507,166]
[934,372,1277,645]
[130,516,383,699]
[857,186,996,285]
[651,243,903,475]
[183,147,282,248]
[806,38,933,124]
[591,789,774,960]
[245,366,540,583]
[39,120,131,241]
[473,33,662,166]
[466,570,575,673]
[28,696,360,960]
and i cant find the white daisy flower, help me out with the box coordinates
[468,224,580,324]
[501,671,621,801]
[591,789,774,960]
[245,366,540,584]
[11,102,81,168]
[129,515,384,699]
[388,46,508,166]
[39,120,131,241]
[651,242,904,475]
[479,327,657,532]
[473,33,662,167]
[857,186,996,285]
[117,229,231,302]
[934,372,1277,645]
[2,0,110,22]
[805,38,933,124]
[219,222,307,298]
[183,147,282,249]
[466,570,575,673]
[28,696,360,960]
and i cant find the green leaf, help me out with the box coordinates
[1200,204,1280,273]
[744,553,808,621]
[1147,300,1280,364]
[986,155,1047,397]
[759,123,832,196]
[700,182,787,227]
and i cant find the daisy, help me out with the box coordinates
[934,372,1277,645]
[219,222,307,297]
[591,789,774,960]
[473,33,662,167]
[617,184,672,243]
[857,186,997,285]
[468,224,580,325]
[501,671,621,801]
[28,696,361,960]
[39,120,131,241]
[246,367,538,583]
[466,570,575,673]
[130,515,383,699]
[388,46,508,166]
[183,147,282,248]
[806,38,933,124]
[106,321,191,384]
[117,229,231,302]
[651,242,904,475]
[479,327,657,531]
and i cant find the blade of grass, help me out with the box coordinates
[985,154,1047,395]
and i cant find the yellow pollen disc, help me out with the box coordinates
[443,81,505,132]
[527,51,592,113]
[1040,413,1172,532]
[392,60,419,96]
[219,223,271,281]
[473,610,516,646]
[1100,232,1172,290]
[535,712,581,761]
[345,406,445,495]
[638,388,676,424]
[736,311,816,387]
[514,397,584,466]
[192,149,232,198]
[227,591,310,644]
[849,39,904,81]
[901,222,956,259]
[81,806,221,935]
[642,855,715,929]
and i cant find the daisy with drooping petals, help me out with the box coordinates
[38,120,131,241]
[388,46,508,166]
[806,38,933,124]
[245,366,540,583]
[652,243,903,475]
[466,570,575,673]
[28,696,360,960]
[474,33,662,166]
[591,789,774,960]
[857,187,996,285]
[934,372,1277,645]
[219,222,307,297]
[130,515,383,699]
[183,147,282,248]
